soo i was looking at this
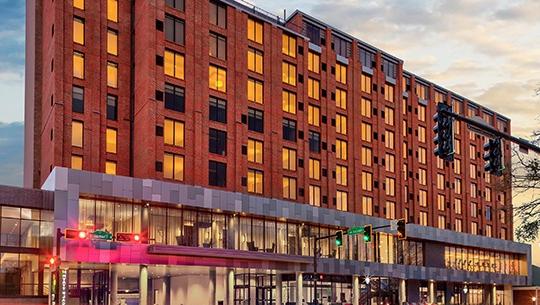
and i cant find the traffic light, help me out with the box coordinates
[335,230,343,247]
[64,229,88,240]
[48,256,60,271]
[116,232,142,243]
[484,138,504,176]
[433,103,455,162]
[362,225,373,243]
[396,219,406,240]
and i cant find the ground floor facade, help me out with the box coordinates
[0,168,533,304]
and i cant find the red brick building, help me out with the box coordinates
[25,0,513,240]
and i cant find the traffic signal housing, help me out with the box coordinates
[484,138,504,176]
[116,232,142,243]
[48,256,61,272]
[396,219,406,240]
[335,230,343,247]
[433,103,455,162]
[64,229,88,240]
[363,225,373,243]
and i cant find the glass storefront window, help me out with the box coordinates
[0,253,40,296]
[1,218,20,246]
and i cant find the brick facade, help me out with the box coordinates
[25,0,512,240]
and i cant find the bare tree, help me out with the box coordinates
[512,130,540,241]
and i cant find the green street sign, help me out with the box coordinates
[347,226,365,236]
[92,230,113,241]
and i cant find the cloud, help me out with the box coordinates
[0,122,24,187]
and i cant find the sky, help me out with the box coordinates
[0,0,538,259]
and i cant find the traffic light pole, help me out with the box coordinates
[441,108,540,154]
[312,232,340,305]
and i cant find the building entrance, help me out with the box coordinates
[234,272,276,305]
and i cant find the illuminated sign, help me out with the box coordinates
[92,230,113,241]
[60,269,68,305]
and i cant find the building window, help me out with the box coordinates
[166,0,184,11]
[165,15,185,45]
[418,147,427,164]
[73,17,84,45]
[209,97,227,123]
[282,62,296,86]
[282,34,296,58]
[282,118,297,142]
[165,83,185,113]
[418,126,426,143]
[282,90,296,114]
[418,168,427,185]
[384,107,394,126]
[361,147,372,166]
[107,62,118,88]
[247,78,263,104]
[418,105,426,122]
[471,222,478,235]
[419,190,427,207]
[308,52,320,73]
[385,177,395,196]
[209,65,226,92]
[73,52,85,79]
[209,32,226,60]
[247,169,263,194]
[309,159,320,180]
[437,194,445,211]
[361,171,372,191]
[283,177,297,200]
[282,148,297,171]
[106,95,118,120]
[386,201,396,219]
[164,119,184,147]
[107,29,118,55]
[309,131,321,153]
[72,155,83,170]
[309,185,321,206]
[335,114,347,135]
[209,161,227,187]
[336,191,348,211]
[438,216,446,229]
[455,199,462,215]
[106,128,117,154]
[105,161,117,175]
[385,154,395,172]
[437,174,445,190]
[308,105,320,127]
[209,1,226,28]
[307,78,320,100]
[209,128,227,156]
[336,88,347,110]
[362,197,373,216]
[455,219,462,232]
[72,121,83,147]
[164,50,185,80]
[361,123,372,142]
[384,84,394,102]
[419,212,428,226]
[248,108,264,133]
[360,74,372,94]
[247,48,263,74]
[336,165,347,186]
[385,130,395,149]
[107,0,118,22]
[247,18,263,44]
[248,139,263,164]
[335,64,347,84]
[72,86,84,113]
[305,22,323,46]
[164,153,184,181]
[333,35,351,58]
[361,98,371,117]
[336,139,347,161]
[74,0,84,10]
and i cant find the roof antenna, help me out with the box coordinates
[283,9,287,21]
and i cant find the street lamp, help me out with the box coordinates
[365,276,371,305]
[463,286,468,305]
